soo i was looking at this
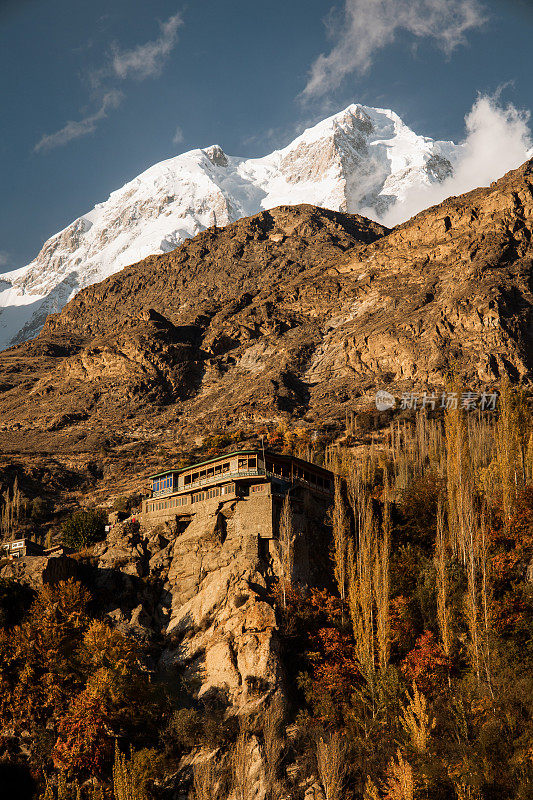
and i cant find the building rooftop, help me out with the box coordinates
[148,448,331,479]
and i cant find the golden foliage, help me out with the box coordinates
[399,682,435,754]
[316,733,346,800]
[382,750,415,800]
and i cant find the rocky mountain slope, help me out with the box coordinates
[0,476,335,798]
[0,104,458,350]
[0,159,531,462]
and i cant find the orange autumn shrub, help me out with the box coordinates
[400,631,450,695]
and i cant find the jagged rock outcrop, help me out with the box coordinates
[86,503,285,799]
[95,504,281,712]
[0,555,79,588]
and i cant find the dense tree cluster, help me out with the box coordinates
[0,380,532,799]
[273,381,533,799]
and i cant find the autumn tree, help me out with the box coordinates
[278,494,296,608]
[331,476,350,618]
[316,733,346,800]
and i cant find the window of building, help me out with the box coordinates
[215,464,222,475]
[248,457,257,469]
[192,472,199,482]
[222,462,230,474]
[184,474,191,485]
[207,467,214,478]
[238,458,247,470]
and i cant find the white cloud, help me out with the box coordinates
[381,94,533,226]
[112,12,183,80]
[34,91,123,153]
[302,0,487,98]
[172,125,184,146]
[34,11,183,153]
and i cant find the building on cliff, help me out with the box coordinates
[1,538,43,559]
[140,449,334,563]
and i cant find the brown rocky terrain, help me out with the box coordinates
[0,160,531,481]
[0,161,532,799]
[0,498,328,798]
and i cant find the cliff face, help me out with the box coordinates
[0,161,532,458]
[98,502,282,712]
[0,480,334,797]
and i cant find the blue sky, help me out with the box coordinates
[1,0,532,271]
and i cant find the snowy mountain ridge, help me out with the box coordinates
[0,103,460,350]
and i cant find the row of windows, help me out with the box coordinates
[152,457,331,495]
[185,462,230,485]
[147,483,237,512]
[152,475,174,492]
[265,461,331,490]
[2,541,24,550]
[183,457,258,485]
[148,494,190,512]
[192,483,235,503]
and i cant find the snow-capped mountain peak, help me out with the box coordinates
[0,103,459,350]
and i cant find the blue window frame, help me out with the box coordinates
[153,474,174,493]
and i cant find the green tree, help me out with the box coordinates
[62,510,106,550]
[31,496,51,521]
